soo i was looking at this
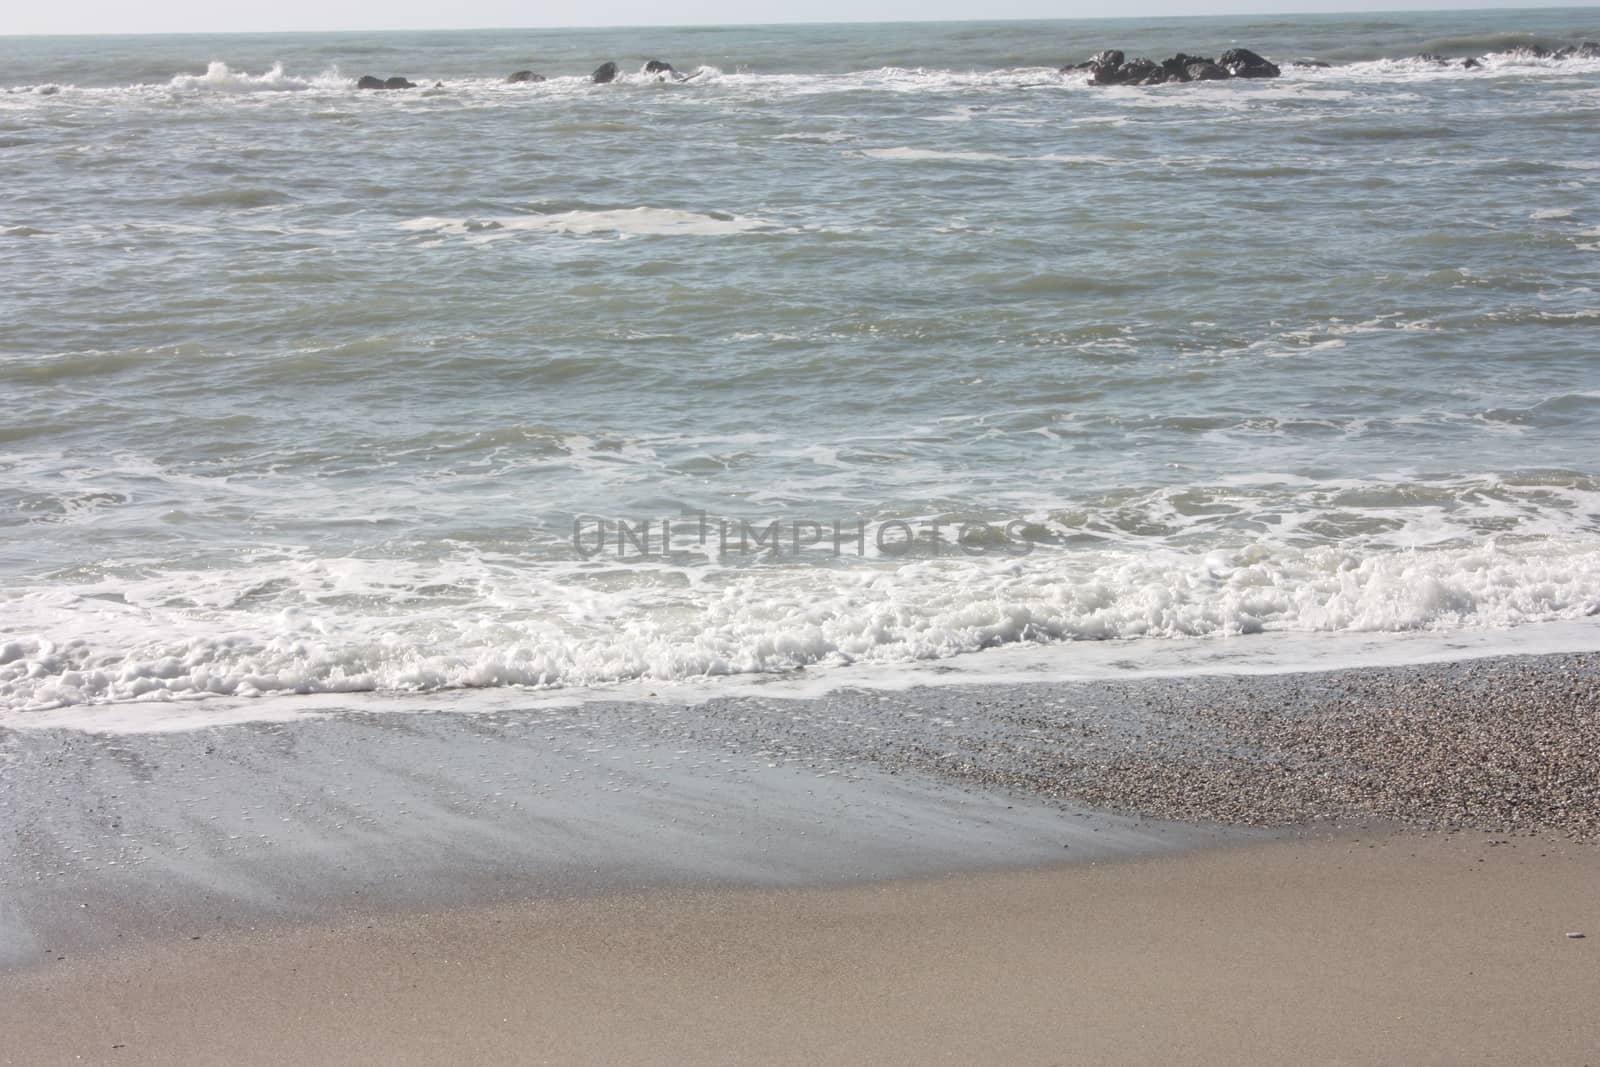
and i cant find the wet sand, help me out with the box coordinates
[2,651,1598,1062]
[2,831,1596,1066]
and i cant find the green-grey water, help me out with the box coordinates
[2,10,1599,719]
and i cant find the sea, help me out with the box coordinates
[3,9,1599,727]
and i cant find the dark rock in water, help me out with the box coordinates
[1415,53,1451,65]
[643,59,676,76]
[1079,45,1279,86]
[1219,48,1280,78]
[1186,60,1229,81]
[1156,53,1225,82]
[1086,53,1154,85]
[1159,54,1196,81]
[355,75,416,90]
[1462,57,1482,69]
[1062,49,1117,76]
[1121,58,1164,85]
[592,61,618,84]
[507,70,546,83]
[1551,41,1600,59]
[1087,57,1130,84]
[1290,60,1331,69]
[1508,44,1551,58]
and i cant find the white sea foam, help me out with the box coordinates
[3,534,1599,720]
[859,147,1014,162]
[167,61,353,93]
[860,148,1120,164]
[1294,51,1600,84]
[399,207,774,241]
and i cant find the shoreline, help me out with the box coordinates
[13,615,1600,736]
[3,650,1597,962]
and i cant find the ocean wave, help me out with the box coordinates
[3,531,1599,715]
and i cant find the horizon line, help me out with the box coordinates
[3,3,1596,40]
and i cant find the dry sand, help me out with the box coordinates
[3,830,1596,1066]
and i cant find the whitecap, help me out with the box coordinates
[399,207,776,241]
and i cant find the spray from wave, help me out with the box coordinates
[166,61,353,93]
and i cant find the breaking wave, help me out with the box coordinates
[4,532,1599,715]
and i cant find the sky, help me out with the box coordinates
[1,0,1591,36]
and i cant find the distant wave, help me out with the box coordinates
[6,41,1598,101]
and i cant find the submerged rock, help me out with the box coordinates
[384,77,417,90]
[592,61,619,84]
[507,70,546,83]
[1414,54,1486,69]
[643,59,676,76]
[356,75,385,90]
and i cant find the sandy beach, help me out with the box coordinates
[2,652,1598,1063]
[2,831,1596,1065]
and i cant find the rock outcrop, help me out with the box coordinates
[1065,46,1280,85]
[507,70,546,83]
[356,75,416,90]
[592,61,619,84]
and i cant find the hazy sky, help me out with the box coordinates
[2,0,1590,36]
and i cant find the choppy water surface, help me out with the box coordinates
[2,11,1599,718]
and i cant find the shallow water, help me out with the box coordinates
[2,11,1599,720]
